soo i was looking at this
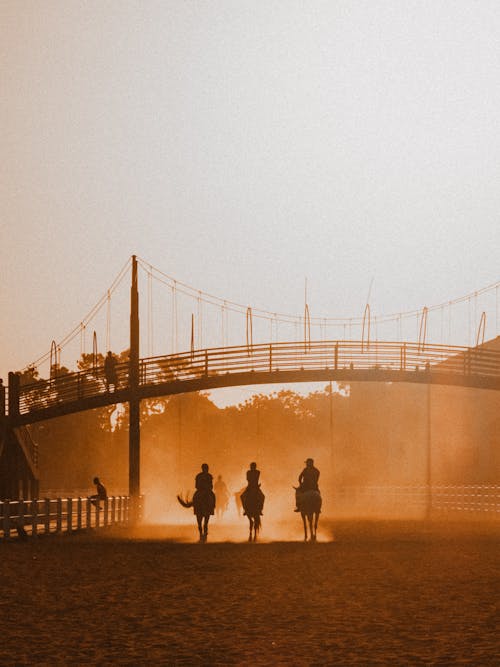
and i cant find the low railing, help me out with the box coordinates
[335,485,500,517]
[0,495,133,539]
[13,340,500,418]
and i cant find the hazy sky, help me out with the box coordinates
[2,1,500,382]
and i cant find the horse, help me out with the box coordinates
[240,486,265,542]
[177,490,215,542]
[294,487,322,542]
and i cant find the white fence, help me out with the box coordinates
[0,496,134,539]
[335,485,500,517]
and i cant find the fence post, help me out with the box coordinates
[269,344,272,373]
[77,497,82,531]
[204,350,209,376]
[104,498,109,527]
[86,497,91,528]
[56,498,62,532]
[31,499,38,537]
[67,498,73,533]
[3,501,10,539]
[44,498,50,534]
[334,343,338,371]
[19,499,25,536]
[111,496,116,525]
[95,499,100,529]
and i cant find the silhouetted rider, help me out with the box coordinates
[295,458,320,511]
[246,461,260,489]
[241,462,265,515]
[299,458,320,492]
[194,463,216,516]
[195,463,213,493]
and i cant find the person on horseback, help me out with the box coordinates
[241,462,265,516]
[294,458,320,511]
[214,474,229,518]
[194,463,216,515]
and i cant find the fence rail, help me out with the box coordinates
[13,340,500,419]
[1,495,134,539]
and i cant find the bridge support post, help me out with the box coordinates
[128,255,141,522]
[426,382,432,519]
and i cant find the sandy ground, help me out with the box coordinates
[0,519,498,666]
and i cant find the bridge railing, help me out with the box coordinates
[13,340,500,417]
[140,340,500,385]
[0,495,132,539]
[16,361,130,415]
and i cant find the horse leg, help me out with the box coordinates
[312,512,319,542]
[203,516,209,542]
[308,514,316,542]
[248,517,253,542]
[196,515,203,542]
[302,513,308,542]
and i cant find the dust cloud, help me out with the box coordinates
[35,381,500,533]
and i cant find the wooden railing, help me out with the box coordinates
[0,495,134,539]
[12,340,500,420]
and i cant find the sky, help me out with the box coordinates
[2,1,500,389]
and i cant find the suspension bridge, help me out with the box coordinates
[2,255,500,509]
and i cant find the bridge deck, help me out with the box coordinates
[9,340,500,425]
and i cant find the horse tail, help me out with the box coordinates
[177,494,193,509]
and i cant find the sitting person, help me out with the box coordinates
[240,462,265,515]
[90,476,107,510]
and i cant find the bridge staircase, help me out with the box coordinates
[0,424,39,500]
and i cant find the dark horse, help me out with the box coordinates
[240,487,265,542]
[295,487,322,542]
[177,490,215,542]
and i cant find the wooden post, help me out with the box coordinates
[44,498,50,534]
[86,497,91,528]
[103,498,109,527]
[0,380,5,418]
[19,499,25,535]
[111,496,116,525]
[3,501,10,539]
[426,382,432,519]
[95,499,100,529]
[67,498,73,533]
[77,497,82,531]
[31,499,38,537]
[129,255,141,519]
[8,372,20,418]
[56,498,62,532]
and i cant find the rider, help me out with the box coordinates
[294,458,320,511]
[214,474,229,516]
[241,462,265,515]
[194,463,216,514]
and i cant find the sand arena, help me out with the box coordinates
[0,518,498,665]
